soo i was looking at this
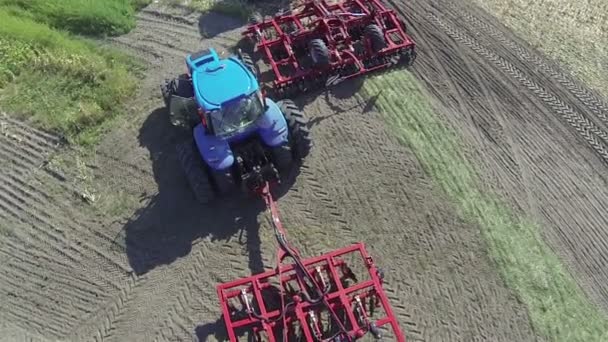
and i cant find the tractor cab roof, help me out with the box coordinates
[185,48,259,111]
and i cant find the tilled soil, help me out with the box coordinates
[1,0,607,341]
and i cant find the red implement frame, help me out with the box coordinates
[242,0,416,97]
[216,183,405,341]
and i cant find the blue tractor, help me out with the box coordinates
[160,48,312,203]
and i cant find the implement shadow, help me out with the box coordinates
[123,106,298,276]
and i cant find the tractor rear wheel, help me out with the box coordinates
[365,24,387,52]
[175,139,214,204]
[210,168,237,196]
[278,99,312,159]
[309,39,330,66]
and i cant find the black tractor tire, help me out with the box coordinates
[277,99,312,159]
[239,52,258,78]
[399,46,417,67]
[308,38,330,66]
[163,73,194,103]
[271,144,293,173]
[210,168,237,196]
[175,140,214,204]
[364,24,387,53]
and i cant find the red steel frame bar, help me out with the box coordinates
[216,183,406,341]
[243,0,415,92]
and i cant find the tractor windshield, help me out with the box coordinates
[209,92,264,137]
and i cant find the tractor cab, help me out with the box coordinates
[167,48,267,141]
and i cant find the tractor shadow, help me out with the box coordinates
[198,11,243,38]
[197,0,291,39]
[294,76,381,128]
[122,106,301,276]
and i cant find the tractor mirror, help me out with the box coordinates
[169,95,199,129]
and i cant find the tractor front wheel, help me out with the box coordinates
[175,140,214,204]
[278,99,312,159]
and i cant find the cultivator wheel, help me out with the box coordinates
[278,100,312,159]
[175,139,214,204]
[365,24,387,52]
[309,39,330,66]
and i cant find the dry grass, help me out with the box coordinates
[471,0,608,97]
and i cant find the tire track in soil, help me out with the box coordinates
[423,4,608,310]
[389,0,608,313]
[426,14,608,161]
[0,116,149,339]
[443,2,608,126]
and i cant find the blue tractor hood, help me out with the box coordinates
[185,48,259,111]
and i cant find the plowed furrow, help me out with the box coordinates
[112,37,187,60]
[1,309,66,338]
[0,268,98,317]
[0,172,51,205]
[134,18,201,41]
[0,127,54,158]
[2,291,77,334]
[1,114,62,147]
[0,199,128,284]
[0,174,133,278]
[426,13,608,165]
[0,238,74,272]
[442,2,608,126]
[0,142,44,171]
[138,8,197,26]
[0,186,128,272]
[137,35,192,55]
[109,40,163,60]
[65,274,138,342]
[3,256,109,304]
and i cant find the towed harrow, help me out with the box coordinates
[241,0,417,98]
[216,182,405,341]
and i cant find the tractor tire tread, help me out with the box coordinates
[239,52,258,78]
[174,73,194,98]
[278,99,312,158]
[272,144,293,174]
[210,168,237,196]
[175,140,214,204]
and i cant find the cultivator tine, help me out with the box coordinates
[217,182,406,341]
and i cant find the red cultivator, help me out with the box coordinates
[242,0,417,98]
[217,183,405,341]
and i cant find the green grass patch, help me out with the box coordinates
[0,0,152,36]
[471,0,608,98]
[0,9,145,145]
[362,71,608,341]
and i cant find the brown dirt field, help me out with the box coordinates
[399,0,608,314]
[1,0,608,341]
